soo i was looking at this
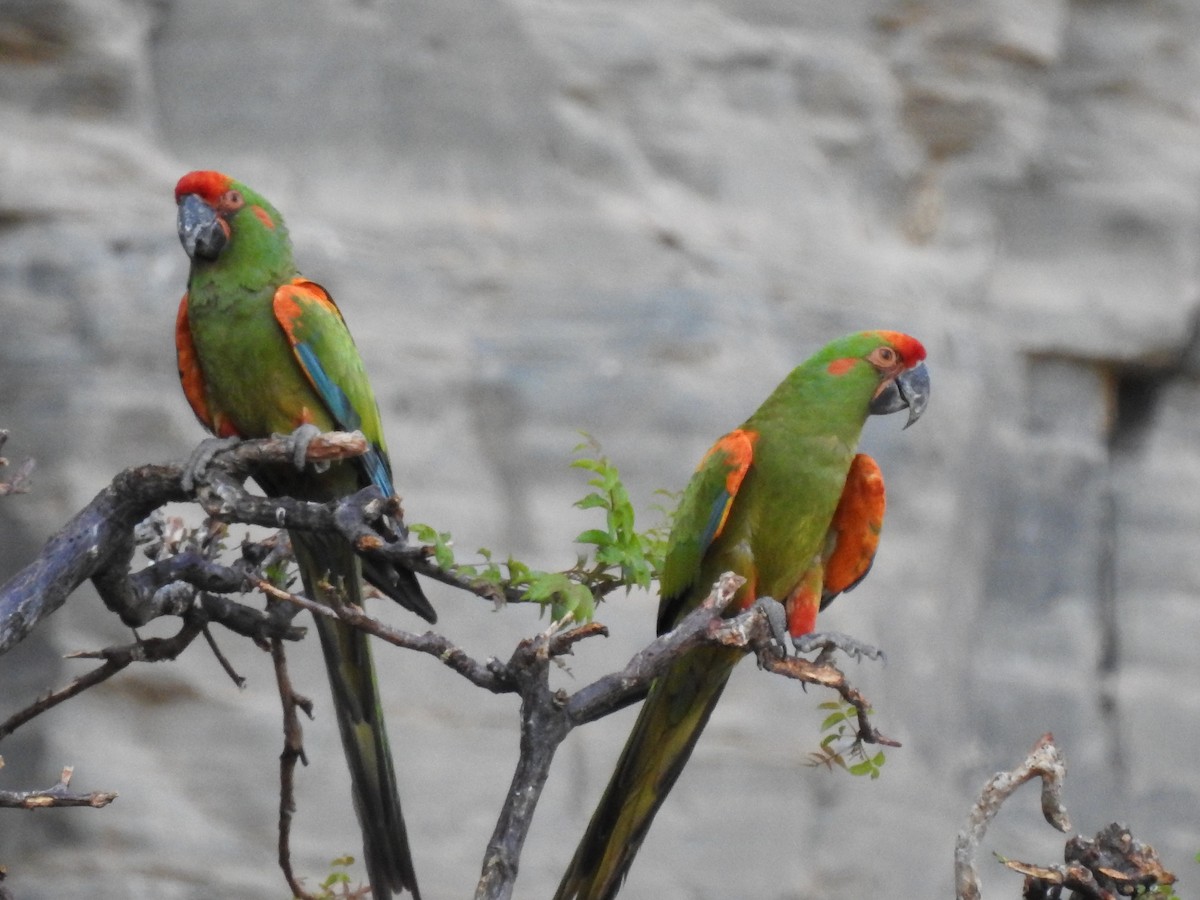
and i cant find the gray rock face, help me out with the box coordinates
[2,0,1199,896]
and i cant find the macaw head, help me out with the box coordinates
[862,330,930,428]
[809,330,930,429]
[175,170,289,264]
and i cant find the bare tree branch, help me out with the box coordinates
[0,432,371,654]
[0,431,519,659]
[955,733,1071,900]
[251,569,891,900]
[0,434,896,899]
[0,619,207,742]
[271,636,319,900]
[255,577,512,693]
[0,764,116,809]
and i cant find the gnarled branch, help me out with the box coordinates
[0,433,894,900]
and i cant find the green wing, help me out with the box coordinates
[273,278,394,494]
[657,428,757,633]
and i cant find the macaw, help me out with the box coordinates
[554,330,930,900]
[173,170,433,899]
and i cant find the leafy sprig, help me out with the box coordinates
[806,699,887,778]
[303,855,371,899]
[411,440,670,623]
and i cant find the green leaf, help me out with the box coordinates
[569,456,605,474]
[410,523,455,569]
[553,582,596,623]
[575,528,611,546]
[574,492,609,511]
[523,572,573,603]
[820,711,847,731]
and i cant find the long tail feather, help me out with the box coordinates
[295,536,420,899]
[555,646,740,900]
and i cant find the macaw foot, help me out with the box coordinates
[274,423,328,473]
[181,435,242,492]
[792,631,886,665]
[751,596,791,656]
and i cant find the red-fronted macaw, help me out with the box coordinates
[554,330,930,900]
[174,170,433,899]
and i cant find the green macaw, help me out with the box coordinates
[173,170,433,899]
[554,330,930,900]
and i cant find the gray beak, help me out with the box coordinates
[868,361,930,429]
[177,193,226,261]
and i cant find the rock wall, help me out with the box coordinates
[2,1,1199,897]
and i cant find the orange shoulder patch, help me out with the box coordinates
[701,429,757,541]
[274,279,345,334]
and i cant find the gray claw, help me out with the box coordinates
[182,435,242,492]
[752,596,791,656]
[277,423,323,472]
[792,630,886,665]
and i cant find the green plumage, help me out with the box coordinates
[175,172,426,899]
[556,332,921,900]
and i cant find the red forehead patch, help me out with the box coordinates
[873,330,926,367]
[175,170,233,204]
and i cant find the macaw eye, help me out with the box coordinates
[222,190,245,210]
[876,347,897,365]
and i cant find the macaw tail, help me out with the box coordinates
[554,645,741,900]
[294,537,421,900]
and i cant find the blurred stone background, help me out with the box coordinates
[2,0,1199,897]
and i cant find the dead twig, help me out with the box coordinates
[0,619,206,743]
[955,733,1071,900]
[0,764,116,809]
[271,636,318,900]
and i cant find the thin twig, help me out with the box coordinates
[0,765,117,809]
[255,578,513,693]
[0,620,207,742]
[759,653,900,747]
[271,636,317,900]
[202,624,246,688]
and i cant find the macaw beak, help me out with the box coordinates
[869,361,930,429]
[177,193,227,261]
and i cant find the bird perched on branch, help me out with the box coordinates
[555,330,930,900]
[173,170,432,899]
